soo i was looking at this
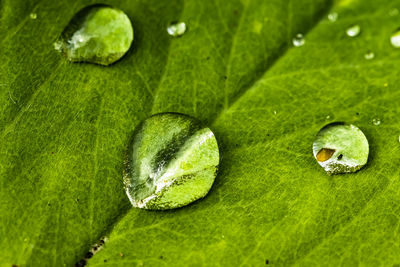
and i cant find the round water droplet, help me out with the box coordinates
[364,51,375,60]
[313,122,369,175]
[292,33,305,47]
[346,24,361,37]
[55,4,134,66]
[124,113,219,210]
[167,22,187,37]
[327,12,338,22]
[390,8,399,16]
[372,118,381,125]
[30,13,37,19]
[391,29,400,48]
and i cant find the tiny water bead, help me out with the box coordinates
[55,4,133,66]
[327,12,338,22]
[167,22,187,37]
[292,33,305,47]
[391,29,400,48]
[364,51,375,60]
[30,13,37,19]
[346,24,361,37]
[124,113,219,210]
[372,118,381,126]
[313,123,369,175]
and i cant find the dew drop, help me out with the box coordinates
[364,51,375,60]
[372,118,381,126]
[327,12,338,22]
[292,33,305,47]
[124,113,220,210]
[167,22,187,37]
[313,122,369,175]
[389,8,399,16]
[55,4,133,66]
[346,24,361,37]
[391,29,400,48]
[30,13,37,19]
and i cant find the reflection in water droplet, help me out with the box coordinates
[124,113,219,210]
[167,22,187,37]
[292,33,305,47]
[346,24,361,37]
[390,8,399,16]
[313,122,369,175]
[30,13,37,19]
[372,118,381,125]
[327,12,338,22]
[391,29,400,48]
[55,4,133,66]
[364,51,375,60]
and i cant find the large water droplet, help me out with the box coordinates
[167,22,187,37]
[55,4,133,66]
[346,24,361,37]
[372,118,381,125]
[327,12,338,22]
[124,113,219,210]
[364,51,375,60]
[313,122,369,175]
[391,29,400,48]
[30,13,37,19]
[292,33,305,47]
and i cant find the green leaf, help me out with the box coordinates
[1,0,400,266]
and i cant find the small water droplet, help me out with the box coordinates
[326,115,331,120]
[391,29,400,48]
[346,24,361,37]
[390,8,399,16]
[327,12,338,22]
[313,122,369,175]
[398,135,400,143]
[125,113,219,210]
[273,110,277,115]
[364,51,375,60]
[55,4,134,65]
[372,118,381,126]
[30,13,37,19]
[292,33,305,47]
[167,22,187,37]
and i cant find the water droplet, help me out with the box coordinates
[346,24,361,37]
[273,110,277,115]
[391,29,400,48]
[124,113,219,210]
[372,118,381,125]
[167,22,187,37]
[327,12,338,22]
[326,115,331,120]
[55,4,133,66]
[30,13,37,19]
[390,8,399,16]
[364,51,375,60]
[313,122,369,175]
[292,33,305,47]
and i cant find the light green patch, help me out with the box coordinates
[252,20,263,34]
[313,123,369,175]
[55,4,133,65]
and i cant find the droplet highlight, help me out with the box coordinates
[391,29,400,48]
[30,13,37,19]
[167,22,187,37]
[372,118,381,126]
[327,12,338,22]
[292,33,305,47]
[313,123,369,175]
[55,4,134,66]
[364,51,375,60]
[124,113,219,210]
[346,24,361,37]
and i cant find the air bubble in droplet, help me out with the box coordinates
[313,122,369,175]
[364,51,375,60]
[167,22,187,37]
[372,118,381,126]
[327,12,338,22]
[391,29,400,48]
[346,24,361,37]
[292,33,305,47]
